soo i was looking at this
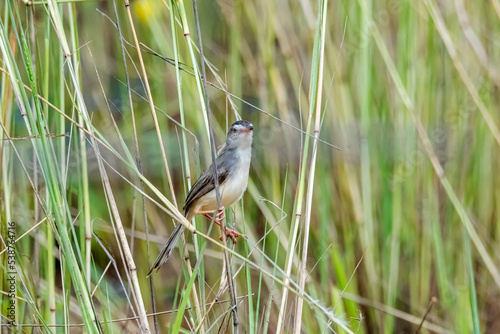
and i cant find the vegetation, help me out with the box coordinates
[1,0,499,332]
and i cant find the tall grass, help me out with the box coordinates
[1,0,499,333]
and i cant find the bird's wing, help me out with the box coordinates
[183,158,230,215]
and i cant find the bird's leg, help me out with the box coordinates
[202,213,214,221]
[198,207,226,222]
[196,208,224,221]
[196,207,246,244]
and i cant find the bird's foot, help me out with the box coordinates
[219,227,247,244]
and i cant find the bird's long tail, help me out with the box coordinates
[147,222,185,277]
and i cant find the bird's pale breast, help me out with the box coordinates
[196,146,251,212]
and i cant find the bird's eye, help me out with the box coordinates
[231,128,237,133]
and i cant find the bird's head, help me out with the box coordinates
[225,120,254,149]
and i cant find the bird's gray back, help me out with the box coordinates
[183,146,239,215]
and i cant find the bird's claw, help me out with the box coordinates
[219,228,247,244]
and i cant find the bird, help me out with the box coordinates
[148,120,254,275]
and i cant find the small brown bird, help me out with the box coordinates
[148,120,254,275]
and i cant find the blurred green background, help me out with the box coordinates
[1,0,499,333]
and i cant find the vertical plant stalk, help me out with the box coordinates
[56,6,68,325]
[167,1,205,332]
[358,0,381,323]
[123,0,178,208]
[190,0,239,330]
[294,0,328,331]
[0,11,102,332]
[41,13,57,324]
[357,0,500,289]
[275,99,308,331]
[170,0,210,142]
[65,1,92,292]
[95,142,151,333]
[111,0,159,331]
[0,6,14,330]
[463,227,481,334]
[425,0,500,147]
[276,0,326,331]
[42,0,152,331]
